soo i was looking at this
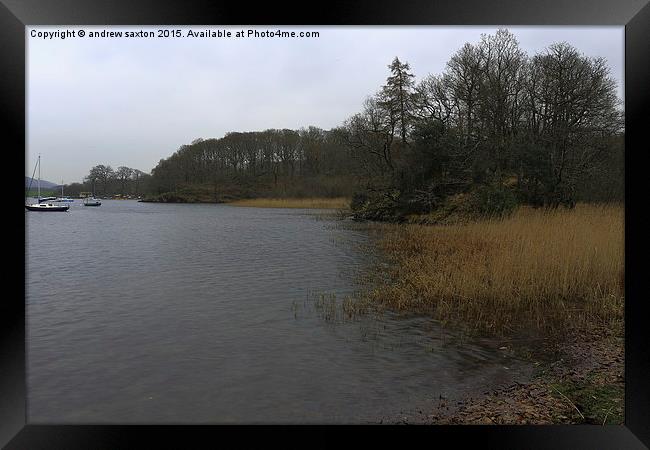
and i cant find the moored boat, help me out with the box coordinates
[54,180,75,202]
[26,155,70,212]
[25,202,70,212]
[83,197,101,206]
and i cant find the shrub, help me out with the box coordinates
[468,184,519,218]
[350,191,369,212]
[350,190,403,222]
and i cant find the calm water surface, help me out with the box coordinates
[26,200,528,423]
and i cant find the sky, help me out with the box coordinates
[26,26,624,184]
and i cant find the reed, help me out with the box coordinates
[228,197,350,209]
[360,203,624,335]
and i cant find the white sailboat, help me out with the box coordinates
[25,155,70,212]
[83,197,101,206]
[83,181,101,206]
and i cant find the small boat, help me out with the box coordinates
[25,155,70,212]
[54,180,75,202]
[83,197,101,206]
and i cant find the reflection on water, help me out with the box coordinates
[26,200,528,423]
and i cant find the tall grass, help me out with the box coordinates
[361,204,624,336]
[228,197,351,209]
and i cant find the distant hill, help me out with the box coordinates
[25,176,58,189]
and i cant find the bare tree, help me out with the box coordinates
[116,166,134,196]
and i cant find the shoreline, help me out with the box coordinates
[341,204,624,425]
[416,330,624,425]
[362,324,623,425]
[227,197,350,209]
[139,196,351,210]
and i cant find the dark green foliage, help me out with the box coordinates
[350,192,369,211]
[469,184,519,218]
[350,189,404,222]
[575,136,624,203]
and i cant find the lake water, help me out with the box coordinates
[26,200,529,423]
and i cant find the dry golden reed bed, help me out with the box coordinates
[362,204,624,335]
[229,197,350,209]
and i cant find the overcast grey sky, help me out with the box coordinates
[27,26,624,184]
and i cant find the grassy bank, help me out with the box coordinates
[345,203,624,424]
[228,197,351,209]
[359,203,624,336]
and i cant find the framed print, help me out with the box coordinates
[2,0,649,448]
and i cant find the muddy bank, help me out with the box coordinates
[376,329,624,425]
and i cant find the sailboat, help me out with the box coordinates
[83,197,101,207]
[83,181,101,207]
[25,155,70,212]
[54,180,74,202]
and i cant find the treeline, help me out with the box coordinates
[148,128,360,202]
[147,29,623,217]
[64,165,152,197]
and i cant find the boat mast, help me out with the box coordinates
[37,154,41,201]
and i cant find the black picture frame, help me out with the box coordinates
[2,0,649,448]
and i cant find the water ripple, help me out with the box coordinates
[27,200,527,423]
